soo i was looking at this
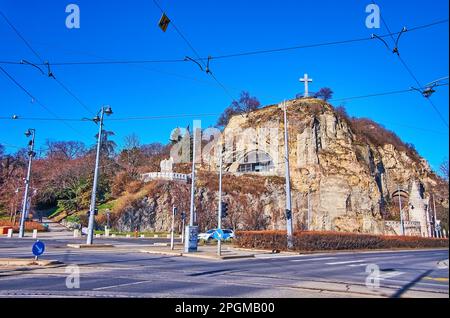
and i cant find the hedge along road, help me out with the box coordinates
[234,231,449,252]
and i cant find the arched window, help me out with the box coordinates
[237,150,274,173]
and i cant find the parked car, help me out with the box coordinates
[198,229,235,241]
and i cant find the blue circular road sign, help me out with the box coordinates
[32,240,45,257]
[213,229,224,240]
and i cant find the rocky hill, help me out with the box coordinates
[99,98,448,234]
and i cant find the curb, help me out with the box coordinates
[67,244,114,249]
[139,249,254,260]
[0,258,63,266]
[183,253,255,260]
[139,249,182,257]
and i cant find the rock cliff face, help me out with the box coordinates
[114,176,301,233]
[115,98,447,234]
[206,98,445,234]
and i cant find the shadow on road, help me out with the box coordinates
[390,269,433,298]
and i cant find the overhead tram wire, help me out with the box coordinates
[0,10,94,116]
[330,88,415,102]
[0,19,446,67]
[1,85,448,136]
[1,84,448,122]
[0,112,221,122]
[371,3,448,128]
[0,65,88,138]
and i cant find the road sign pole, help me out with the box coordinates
[217,147,223,257]
[181,216,185,244]
[170,206,176,250]
[433,194,438,238]
[19,129,35,238]
[398,185,405,235]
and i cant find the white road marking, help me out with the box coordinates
[255,254,303,259]
[347,263,369,267]
[93,280,152,291]
[290,257,336,262]
[379,271,404,279]
[326,260,365,265]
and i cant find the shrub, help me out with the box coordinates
[111,171,132,197]
[125,180,144,194]
[235,231,448,252]
[0,220,48,233]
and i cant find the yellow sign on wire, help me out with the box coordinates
[158,13,170,32]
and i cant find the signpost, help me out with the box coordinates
[170,206,177,250]
[32,240,45,261]
[181,212,186,244]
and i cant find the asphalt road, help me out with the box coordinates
[0,237,448,298]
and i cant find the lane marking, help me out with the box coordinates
[379,271,404,279]
[424,277,449,282]
[255,255,303,259]
[93,280,152,291]
[326,260,365,265]
[290,257,336,262]
[347,263,369,267]
[382,278,449,288]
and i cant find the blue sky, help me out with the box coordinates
[0,0,448,170]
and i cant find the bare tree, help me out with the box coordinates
[440,159,449,182]
[45,140,86,160]
[119,134,143,179]
[216,91,260,128]
[313,87,334,101]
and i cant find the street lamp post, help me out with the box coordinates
[86,106,113,245]
[18,129,36,238]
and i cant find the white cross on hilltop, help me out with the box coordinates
[299,73,313,97]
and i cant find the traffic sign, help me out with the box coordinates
[213,229,224,240]
[32,240,45,257]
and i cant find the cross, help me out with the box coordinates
[299,73,313,97]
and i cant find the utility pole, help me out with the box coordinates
[18,129,35,238]
[217,145,223,256]
[170,206,177,250]
[280,101,293,249]
[397,185,405,235]
[86,106,113,245]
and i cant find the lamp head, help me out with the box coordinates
[104,106,113,115]
[24,129,33,137]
